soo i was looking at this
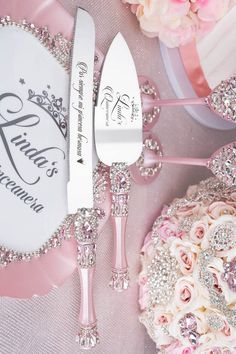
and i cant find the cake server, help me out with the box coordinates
[95,33,143,291]
[67,8,101,349]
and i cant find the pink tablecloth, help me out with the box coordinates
[1,0,236,353]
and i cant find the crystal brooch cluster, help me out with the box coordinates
[147,249,179,306]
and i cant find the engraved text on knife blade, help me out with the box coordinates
[72,62,89,165]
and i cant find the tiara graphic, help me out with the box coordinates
[28,89,68,138]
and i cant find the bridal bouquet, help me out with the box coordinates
[139,178,236,353]
[123,0,236,47]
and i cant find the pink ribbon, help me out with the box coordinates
[179,41,211,98]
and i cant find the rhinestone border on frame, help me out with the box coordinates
[0,16,72,71]
[0,163,108,268]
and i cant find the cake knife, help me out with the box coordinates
[67,8,101,349]
[95,33,143,291]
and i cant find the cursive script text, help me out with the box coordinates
[71,62,89,163]
[0,164,44,213]
[0,93,64,184]
[100,86,131,126]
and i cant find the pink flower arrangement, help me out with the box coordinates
[139,178,236,353]
[123,0,236,47]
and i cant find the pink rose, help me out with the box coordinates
[165,340,195,353]
[169,239,198,274]
[189,217,209,245]
[174,277,196,309]
[208,201,236,219]
[154,311,172,326]
[167,347,194,354]
[175,202,202,218]
[173,276,210,312]
[155,217,180,241]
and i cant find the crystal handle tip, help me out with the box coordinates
[76,323,99,349]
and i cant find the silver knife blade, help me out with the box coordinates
[67,8,95,213]
[95,32,142,166]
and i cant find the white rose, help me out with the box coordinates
[171,276,210,313]
[189,217,209,246]
[169,239,199,275]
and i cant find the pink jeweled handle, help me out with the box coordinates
[74,208,101,349]
[109,163,131,292]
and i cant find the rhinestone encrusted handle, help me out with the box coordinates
[74,208,103,349]
[109,163,131,291]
